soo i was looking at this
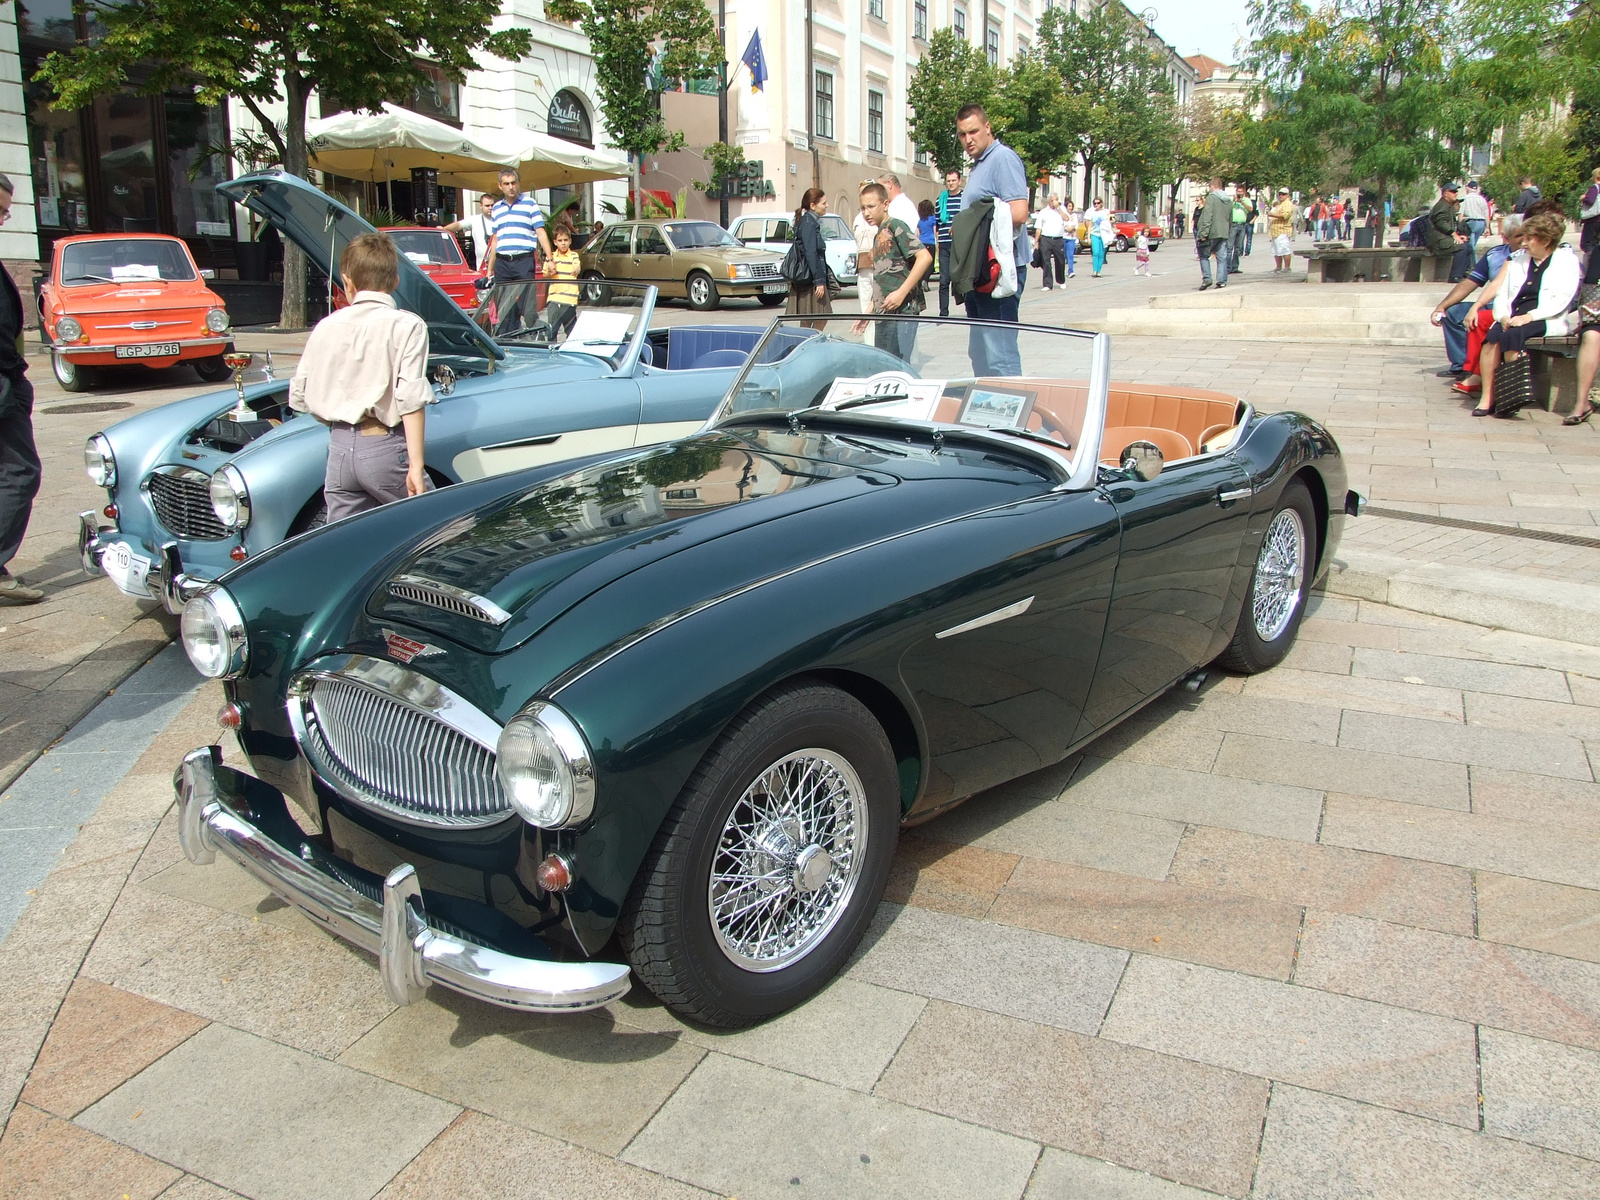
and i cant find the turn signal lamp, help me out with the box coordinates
[535,854,573,893]
[217,702,243,730]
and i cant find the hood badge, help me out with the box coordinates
[382,628,444,664]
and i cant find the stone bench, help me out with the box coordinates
[1525,334,1582,416]
[1297,247,1455,284]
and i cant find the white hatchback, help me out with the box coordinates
[729,213,859,289]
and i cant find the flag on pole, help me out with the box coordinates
[740,31,768,93]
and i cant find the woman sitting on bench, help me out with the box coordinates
[1468,211,1580,418]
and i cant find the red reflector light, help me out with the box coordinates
[229,546,248,562]
[103,504,118,519]
[217,702,243,730]
[535,854,573,893]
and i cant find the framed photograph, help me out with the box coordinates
[956,387,1036,430]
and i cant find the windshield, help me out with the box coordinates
[817,214,852,240]
[60,239,197,285]
[665,221,742,250]
[713,314,1107,488]
[472,277,652,362]
[387,229,465,267]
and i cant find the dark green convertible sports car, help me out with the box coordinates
[175,314,1360,1027]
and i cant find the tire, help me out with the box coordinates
[757,293,785,307]
[52,351,93,392]
[1114,235,1130,253]
[618,680,900,1028]
[1215,480,1317,674]
[193,353,233,383]
[686,270,720,311]
[579,272,610,305]
[287,493,327,537]
[1150,242,1161,252]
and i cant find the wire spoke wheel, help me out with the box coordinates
[708,748,867,972]
[1252,507,1306,642]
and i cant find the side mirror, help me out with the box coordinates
[1120,440,1164,482]
[198,268,216,279]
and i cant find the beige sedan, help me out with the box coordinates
[581,220,788,311]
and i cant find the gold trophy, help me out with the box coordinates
[223,351,254,423]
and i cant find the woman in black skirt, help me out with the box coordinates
[1475,211,1582,416]
[786,188,833,328]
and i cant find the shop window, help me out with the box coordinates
[94,90,159,231]
[17,0,77,45]
[164,92,232,237]
[814,71,835,141]
[867,89,884,155]
[24,69,88,230]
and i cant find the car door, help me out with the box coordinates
[897,486,1122,816]
[591,225,635,281]
[633,224,673,290]
[1075,451,1254,739]
[442,367,646,481]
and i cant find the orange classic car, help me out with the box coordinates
[41,234,234,392]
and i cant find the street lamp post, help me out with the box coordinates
[717,0,729,228]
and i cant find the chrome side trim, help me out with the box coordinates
[174,747,631,1013]
[389,574,512,626]
[935,596,1035,640]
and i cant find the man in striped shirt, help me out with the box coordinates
[485,168,552,336]
[935,168,964,317]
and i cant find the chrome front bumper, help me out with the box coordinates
[174,747,631,1012]
[79,511,209,614]
[55,336,232,357]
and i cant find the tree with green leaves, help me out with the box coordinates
[988,53,1078,204]
[1246,0,1475,212]
[544,0,721,209]
[36,0,533,329]
[906,28,998,174]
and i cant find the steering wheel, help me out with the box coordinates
[1032,407,1074,446]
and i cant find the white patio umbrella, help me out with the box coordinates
[462,126,631,192]
[305,103,518,195]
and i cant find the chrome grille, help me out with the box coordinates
[300,676,510,827]
[748,262,781,280]
[148,469,227,541]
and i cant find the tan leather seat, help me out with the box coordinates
[1101,425,1193,466]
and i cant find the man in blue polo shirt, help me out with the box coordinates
[1430,213,1524,379]
[956,103,1029,375]
[486,168,553,336]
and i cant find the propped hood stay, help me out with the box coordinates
[218,171,503,363]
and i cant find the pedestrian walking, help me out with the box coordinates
[0,176,40,606]
[917,199,938,262]
[1229,185,1251,271]
[444,193,496,270]
[1269,187,1297,272]
[1033,194,1067,289]
[289,232,432,523]
[936,168,965,317]
[859,182,931,362]
[1460,181,1490,258]
[1134,230,1151,275]
[1085,197,1112,276]
[1196,177,1232,290]
[1063,199,1079,278]
[486,168,552,337]
[786,187,834,328]
[1244,190,1259,255]
[951,102,1029,375]
[1327,197,1345,242]
[1514,176,1542,214]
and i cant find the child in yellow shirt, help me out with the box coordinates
[541,225,582,339]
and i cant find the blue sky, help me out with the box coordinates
[1148,0,1254,63]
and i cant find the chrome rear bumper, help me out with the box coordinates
[173,746,631,1012]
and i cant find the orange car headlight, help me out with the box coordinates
[56,316,83,342]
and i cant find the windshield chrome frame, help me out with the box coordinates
[705,314,1110,492]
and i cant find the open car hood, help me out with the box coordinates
[217,171,502,363]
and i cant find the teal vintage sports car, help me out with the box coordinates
[172,313,1361,1027]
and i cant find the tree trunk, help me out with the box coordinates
[280,75,309,330]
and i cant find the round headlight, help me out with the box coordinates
[209,464,251,529]
[84,433,116,488]
[180,588,248,679]
[56,316,83,342]
[495,702,595,828]
[205,307,230,333]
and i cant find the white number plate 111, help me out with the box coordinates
[101,542,151,596]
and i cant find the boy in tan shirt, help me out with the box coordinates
[289,233,433,522]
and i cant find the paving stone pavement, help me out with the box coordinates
[4,596,1600,1198]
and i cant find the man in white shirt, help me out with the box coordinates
[878,173,922,234]
[1033,194,1067,289]
[1459,181,1490,258]
[445,193,496,271]
[289,233,433,522]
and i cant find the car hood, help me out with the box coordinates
[217,171,502,363]
[56,282,224,316]
[687,245,786,265]
[365,432,898,653]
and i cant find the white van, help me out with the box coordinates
[729,213,859,290]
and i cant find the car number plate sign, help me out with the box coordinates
[101,543,151,596]
[762,283,787,294]
[115,342,180,359]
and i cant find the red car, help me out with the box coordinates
[1109,213,1164,253]
[382,227,484,310]
[40,234,234,392]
